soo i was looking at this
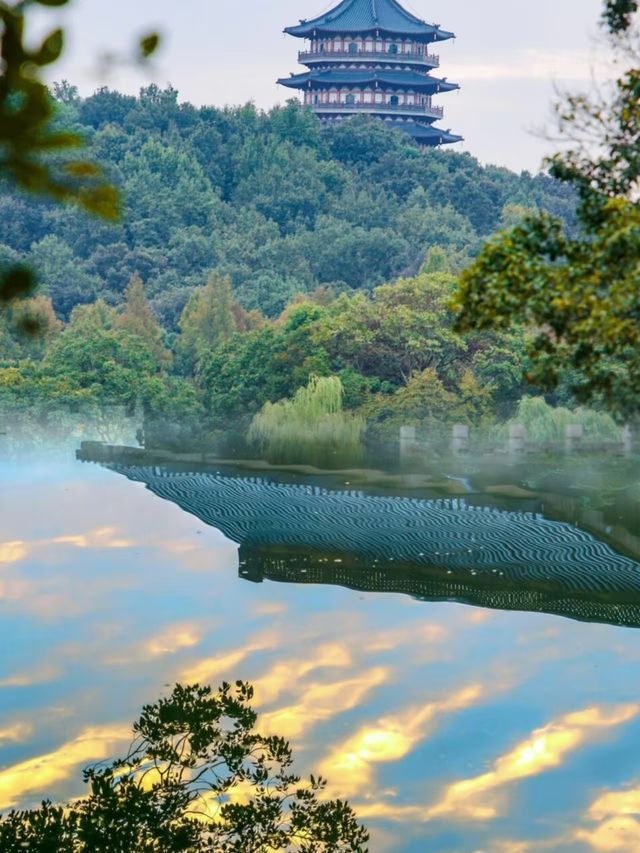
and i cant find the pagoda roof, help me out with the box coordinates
[284,0,454,41]
[278,68,459,94]
[392,120,463,145]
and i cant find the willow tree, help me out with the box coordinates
[249,375,365,458]
[454,1,640,419]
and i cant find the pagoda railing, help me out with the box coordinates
[299,49,440,67]
[310,101,445,119]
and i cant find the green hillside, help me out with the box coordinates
[0,84,575,326]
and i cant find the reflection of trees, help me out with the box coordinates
[0,683,368,852]
[78,446,640,629]
[240,545,640,630]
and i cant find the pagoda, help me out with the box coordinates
[277,0,462,146]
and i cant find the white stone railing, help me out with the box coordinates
[299,49,440,66]
[310,101,444,119]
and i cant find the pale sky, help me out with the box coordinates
[38,0,610,172]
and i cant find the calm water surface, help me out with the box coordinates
[2,446,640,852]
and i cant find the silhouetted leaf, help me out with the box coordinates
[0,266,37,304]
[139,32,160,58]
[32,29,64,65]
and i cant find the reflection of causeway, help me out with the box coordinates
[108,465,640,628]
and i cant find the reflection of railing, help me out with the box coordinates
[310,101,444,119]
[299,49,440,67]
[80,452,640,626]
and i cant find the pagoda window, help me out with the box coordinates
[388,43,399,55]
[348,42,358,54]
[365,38,373,52]
[389,94,399,107]
[345,93,356,105]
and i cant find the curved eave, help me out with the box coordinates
[396,123,463,145]
[284,24,453,43]
[432,28,455,42]
[277,71,459,94]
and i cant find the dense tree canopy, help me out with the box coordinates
[454,9,640,419]
[0,0,158,313]
[0,90,576,329]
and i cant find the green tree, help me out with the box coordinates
[28,235,101,320]
[177,272,237,373]
[10,294,62,358]
[454,3,640,418]
[0,0,157,307]
[45,316,161,411]
[116,273,171,368]
[0,683,369,853]
[314,272,467,388]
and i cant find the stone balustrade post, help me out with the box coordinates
[451,424,470,454]
[508,423,526,454]
[565,423,584,453]
[400,425,420,459]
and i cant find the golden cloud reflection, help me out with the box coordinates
[320,685,484,801]
[570,784,640,852]
[0,665,60,689]
[0,541,28,565]
[0,723,32,744]
[0,528,136,570]
[51,527,134,549]
[0,726,130,811]
[145,625,202,658]
[576,817,640,852]
[485,781,640,852]
[364,622,448,653]
[179,629,281,685]
[253,643,352,706]
[260,668,389,739]
[425,704,640,823]
[106,623,204,666]
[0,522,220,588]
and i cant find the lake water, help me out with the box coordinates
[2,444,640,852]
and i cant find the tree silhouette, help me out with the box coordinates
[0,682,369,852]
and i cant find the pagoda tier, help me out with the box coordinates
[284,0,454,42]
[278,0,462,147]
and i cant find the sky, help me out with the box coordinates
[37,0,610,173]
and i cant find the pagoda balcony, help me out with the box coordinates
[310,101,444,119]
[299,49,440,68]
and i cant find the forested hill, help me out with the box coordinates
[0,84,575,326]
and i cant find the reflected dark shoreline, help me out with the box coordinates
[77,442,640,630]
[241,545,640,629]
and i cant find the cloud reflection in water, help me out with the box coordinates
[1,458,640,853]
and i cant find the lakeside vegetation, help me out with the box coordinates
[0,88,591,445]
